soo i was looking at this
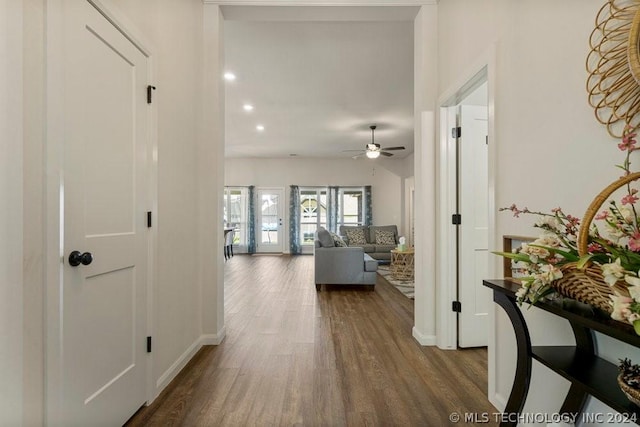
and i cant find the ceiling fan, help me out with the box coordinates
[343,125,406,159]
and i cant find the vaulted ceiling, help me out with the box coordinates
[222,6,417,159]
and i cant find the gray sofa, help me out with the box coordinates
[314,227,377,291]
[339,225,399,261]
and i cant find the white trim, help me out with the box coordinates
[491,391,507,413]
[152,331,226,402]
[200,327,227,345]
[154,338,201,392]
[434,42,499,397]
[435,105,457,350]
[411,327,436,346]
[44,1,66,423]
[208,0,434,5]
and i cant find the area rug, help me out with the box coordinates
[377,265,414,300]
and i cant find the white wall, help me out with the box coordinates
[225,157,405,251]
[1,0,24,424]
[437,0,640,420]
[108,0,225,397]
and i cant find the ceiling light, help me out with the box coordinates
[243,104,254,112]
[224,72,236,81]
[256,125,265,131]
[366,150,380,159]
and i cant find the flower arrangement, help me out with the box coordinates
[496,129,640,333]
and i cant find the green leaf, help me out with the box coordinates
[491,251,532,263]
[576,254,594,270]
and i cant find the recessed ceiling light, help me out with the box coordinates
[224,72,236,81]
[243,104,254,112]
[256,125,265,131]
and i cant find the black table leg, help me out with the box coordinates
[493,292,533,427]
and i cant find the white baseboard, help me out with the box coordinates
[200,326,226,345]
[155,328,226,392]
[490,392,507,412]
[155,337,202,391]
[412,326,436,346]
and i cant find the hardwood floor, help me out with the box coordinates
[126,255,497,426]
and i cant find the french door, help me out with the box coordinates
[256,188,284,253]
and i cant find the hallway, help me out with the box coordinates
[127,255,496,426]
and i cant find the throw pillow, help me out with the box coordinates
[331,232,347,247]
[375,229,396,245]
[345,228,367,245]
[316,227,335,248]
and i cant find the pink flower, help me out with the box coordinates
[595,210,609,220]
[587,242,604,253]
[622,193,639,205]
[619,133,638,151]
[630,232,640,252]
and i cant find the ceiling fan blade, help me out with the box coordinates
[381,146,405,151]
[380,151,394,157]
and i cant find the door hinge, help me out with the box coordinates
[452,213,462,225]
[147,85,156,104]
[147,211,152,228]
[452,126,462,138]
[452,301,462,313]
[147,336,152,353]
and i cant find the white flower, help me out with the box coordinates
[610,293,634,322]
[534,233,562,249]
[605,223,626,243]
[602,258,626,286]
[515,286,528,300]
[520,243,550,263]
[534,264,563,284]
[620,206,635,224]
[535,216,561,231]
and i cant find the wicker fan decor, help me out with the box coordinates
[586,1,640,138]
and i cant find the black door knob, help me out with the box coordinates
[69,251,93,267]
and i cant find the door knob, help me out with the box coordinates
[69,251,93,267]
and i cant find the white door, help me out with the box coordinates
[60,1,149,424]
[256,188,284,253]
[458,104,490,348]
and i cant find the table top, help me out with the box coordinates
[391,248,414,254]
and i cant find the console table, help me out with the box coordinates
[483,279,640,426]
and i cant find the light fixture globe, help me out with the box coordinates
[366,150,380,159]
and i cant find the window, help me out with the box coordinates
[300,188,327,245]
[339,188,364,226]
[223,187,248,248]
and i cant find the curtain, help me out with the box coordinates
[247,185,256,254]
[328,186,339,233]
[364,185,373,226]
[289,185,301,255]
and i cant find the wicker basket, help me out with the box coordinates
[618,374,640,407]
[549,172,640,313]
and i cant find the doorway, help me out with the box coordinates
[256,188,285,253]
[437,67,494,349]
